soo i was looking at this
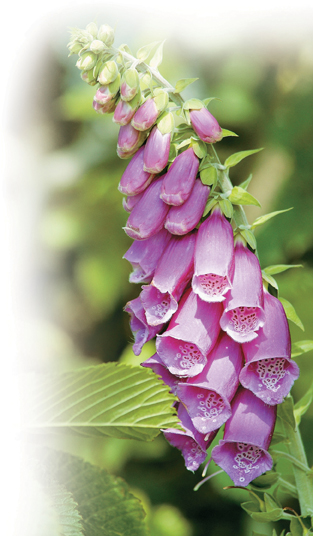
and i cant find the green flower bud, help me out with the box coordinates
[120,68,140,101]
[157,111,174,135]
[90,39,106,54]
[68,41,83,56]
[153,88,169,113]
[86,22,98,38]
[98,60,119,85]
[81,70,97,86]
[97,24,115,47]
[78,51,97,71]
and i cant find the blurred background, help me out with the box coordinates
[3,1,313,535]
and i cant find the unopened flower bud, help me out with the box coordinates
[120,68,140,101]
[98,60,119,85]
[94,74,121,104]
[131,98,158,131]
[97,24,115,47]
[117,123,146,156]
[86,22,98,38]
[113,92,141,126]
[81,70,97,86]
[190,106,223,143]
[68,41,83,56]
[161,147,199,206]
[90,39,106,54]
[93,98,117,115]
[78,51,97,71]
[143,112,174,174]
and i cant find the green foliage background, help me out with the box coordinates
[18,12,313,536]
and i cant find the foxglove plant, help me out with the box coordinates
[68,22,313,535]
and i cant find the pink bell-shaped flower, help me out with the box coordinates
[190,107,223,143]
[192,206,234,301]
[118,146,155,196]
[176,332,243,434]
[143,125,171,174]
[141,353,185,396]
[165,180,210,236]
[156,288,222,377]
[220,236,265,343]
[240,290,299,405]
[160,148,199,206]
[211,387,276,486]
[124,297,162,356]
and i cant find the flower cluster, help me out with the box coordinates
[69,23,300,488]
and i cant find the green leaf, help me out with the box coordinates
[203,97,218,107]
[24,363,180,441]
[291,340,313,358]
[263,264,302,276]
[270,432,288,446]
[203,198,218,217]
[221,128,238,138]
[240,229,257,250]
[241,500,261,515]
[250,471,280,490]
[50,484,84,536]
[239,173,253,190]
[191,138,207,159]
[250,509,283,522]
[251,208,293,229]
[277,396,296,430]
[174,78,199,93]
[262,271,279,290]
[183,98,203,111]
[228,186,261,207]
[279,298,305,331]
[294,383,313,425]
[252,532,268,536]
[219,199,234,219]
[224,148,263,169]
[200,166,217,188]
[136,41,160,61]
[198,155,213,171]
[41,449,149,536]
[149,40,166,69]
[290,517,303,536]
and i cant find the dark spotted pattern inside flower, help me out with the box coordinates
[196,391,225,419]
[175,343,205,369]
[151,293,171,318]
[233,442,262,482]
[230,306,258,334]
[198,273,229,297]
[255,358,287,392]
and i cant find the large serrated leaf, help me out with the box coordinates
[51,484,84,536]
[40,449,149,536]
[291,340,313,358]
[228,186,261,207]
[279,298,304,331]
[24,363,180,441]
[174,78,198,93]
[149,40,165,69]
[224,148,263,168]
[251,208,293,229]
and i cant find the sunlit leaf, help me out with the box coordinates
[136,41,160,61]
[277,396,296,430]
[294,383,313,425]
[239,174,253,190]
[262,271,279,290]
[224,148,263,169]
[279,298,304,331]
[263,264,302,275]
[200,166,217,188]
[291,340,313,358]
[149,40,166,69]
[221,128,238,138]
[240,229,257,250]
[228,186,261,207]
[203,198,218,217]
[24,363,180,441]
[219,199,233,219]
[174,78,199,93]
[191,138,207,159]
[251,208,293,229]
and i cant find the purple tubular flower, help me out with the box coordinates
[156,288,223,377]
[141,353,185,395]
[117,124,146,156]
[192,206,234,302]
[220,238,265,343]
[160,148,199,206]
[124,297,161,355]
[140,233,196,326]
[124,176,170,240]
[163,404,216,472]
[165,180,210,236]
[131,98,159,131]
[211,387,276,486]
[122,192,144,213]
[240,290,299,405]
[143,125,171,174]
[118,146,155,196]
[190,107,223,143]
[123,228,172,284]
[176,332,243,434]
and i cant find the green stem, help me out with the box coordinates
[281,421,313,517]
[278,477,298,496]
